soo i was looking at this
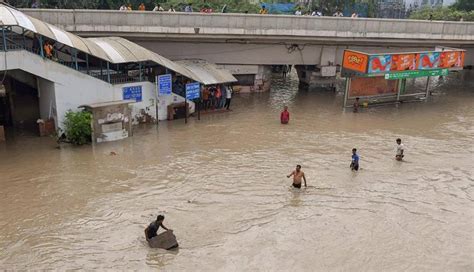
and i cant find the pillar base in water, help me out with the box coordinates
[296,65,337,90]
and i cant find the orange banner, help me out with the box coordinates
[343,50,369,73]
[391,54,416,71]
[439,51,464,68]
[349,77,398,98]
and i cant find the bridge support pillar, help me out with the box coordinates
[219,65,272,93]
[295,65,337,90]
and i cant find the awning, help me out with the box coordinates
[176,60,238,85]
[0,3,202,83]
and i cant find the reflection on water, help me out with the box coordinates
[0,71,473,271]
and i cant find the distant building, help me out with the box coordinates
[378,0,406,19]
[405,0,455,10]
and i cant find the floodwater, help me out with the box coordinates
[1,71,473,271]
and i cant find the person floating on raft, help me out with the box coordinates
[145,215,179,250]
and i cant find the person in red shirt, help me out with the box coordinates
[280,106,290,124]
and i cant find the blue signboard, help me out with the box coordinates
[158,74,172,96]
[186,82,201,100]
[123,85,142,102]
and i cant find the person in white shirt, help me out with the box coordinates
[395,138,404,161]
[168,6,176,12]
[311,10,322,16]
[153,4,164,11]
[333,11,343,17]
[224,85,233,110]
[295,9,302,16]
[351,12,359,18]
[119,4,127,11]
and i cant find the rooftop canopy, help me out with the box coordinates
[176,60,238,85]
[0,3,202,83]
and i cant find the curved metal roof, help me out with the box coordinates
[176,60,238,85]
[0,4,201,82]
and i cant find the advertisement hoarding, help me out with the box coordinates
[391,54,416,71]
[368,55,392,74]
[349,77,398,98]
[342,50,369,74]
[416,52,440,70]
[439,51,464,68]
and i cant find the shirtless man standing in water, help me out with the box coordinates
[287,165,307,188]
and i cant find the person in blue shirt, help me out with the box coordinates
[350,148,359,171]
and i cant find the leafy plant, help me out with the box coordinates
[409,7,473,21]
[63,110,92,145]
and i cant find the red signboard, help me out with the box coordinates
[342,50,369,74]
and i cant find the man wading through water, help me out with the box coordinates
[287,165,307,188]
[145,215,172,241]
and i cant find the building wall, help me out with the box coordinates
[37,78,56,121]
[0,50,193,130]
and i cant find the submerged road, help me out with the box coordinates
[0,71,473,270]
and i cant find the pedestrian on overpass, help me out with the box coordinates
[184,3,193,12]
[43,41,53,59]
[153,4,164,11]
[138,3,146,11]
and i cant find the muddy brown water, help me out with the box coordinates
[1,71,473,271]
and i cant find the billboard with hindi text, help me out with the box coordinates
[342,48,465,78]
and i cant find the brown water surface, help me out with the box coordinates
[1,71,473,271]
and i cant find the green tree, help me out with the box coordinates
[451,0,474,12]
[409,6,473,21]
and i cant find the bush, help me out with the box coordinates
[63,110,92,145]
[409,7,473,21]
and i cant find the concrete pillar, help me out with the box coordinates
[254,65,272,92]
[217,64,272,93]
[295,65,337,90]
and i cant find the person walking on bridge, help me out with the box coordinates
[138,3,146,11]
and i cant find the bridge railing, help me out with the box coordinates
[22,9,474,42]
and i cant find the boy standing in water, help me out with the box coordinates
[395,138,405,161]
[353,97,360,113]
[287,165,307,188]
[281,106,290,124]
[350,148,359,171]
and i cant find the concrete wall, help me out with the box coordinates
[0,50,193,129]
[23,9,474,45]
[37,78,56,121]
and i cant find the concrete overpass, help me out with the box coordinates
[22,9,474,88]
